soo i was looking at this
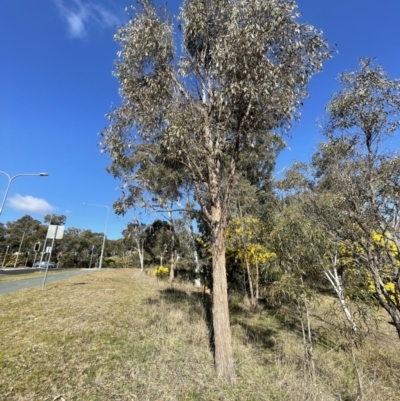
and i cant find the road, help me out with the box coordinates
[0,270,97,295]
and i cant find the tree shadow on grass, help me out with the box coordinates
[152,288,279,354]
[154,287,337,352]
[269,305,339,350]
[235,320,277,349]
[153,287,215,357]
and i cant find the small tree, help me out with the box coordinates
[277,164,364,334]
[267,203,330,382]
[225,215,273,307]
[123,221,147,271]
[316,58,400,338]
[101,0,330,383]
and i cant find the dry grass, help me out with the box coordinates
[0,270,399,401]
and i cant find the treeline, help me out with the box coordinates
[0,213,201,271]
[0,214,118,268]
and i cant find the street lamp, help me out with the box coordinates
[83,203,109,269]
[0,171,49,215]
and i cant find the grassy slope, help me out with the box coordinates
[0,270,399,401]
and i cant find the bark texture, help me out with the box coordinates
[211,205,236,384]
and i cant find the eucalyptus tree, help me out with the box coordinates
[101,0,330,382]
[110,127,187,280]
[235,131,285,209]
[60,228,103,267]
[178,202,203,287]
[312,59,400,337]
[277,165,363,335]
[143,219,174,265]
[122,221,147,271]
[5,215,43,253]
[44,214,67,226]
[0,222,7,247]
[267,203,330,382]
[0,215,43,265]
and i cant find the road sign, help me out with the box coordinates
[46,225,64,240]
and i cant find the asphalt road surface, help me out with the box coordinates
[0,270,97,295]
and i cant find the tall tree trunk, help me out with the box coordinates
[243,251,256,308]
[299,294,315,383]
[190,220,201,288]
[193,248,201,288]
[169,211,175,284]
[211,202,236,385]
[304,296,315,383]
[237,202,256,307]
[135,238,145,272]
[255,254,259,301]
[139,241,144,272]
[169,252,175,283]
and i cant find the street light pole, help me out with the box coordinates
[0,171,49,216]
[83,203,109,269]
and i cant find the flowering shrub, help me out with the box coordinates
[225,217,276,267]
[153,265,169,279]
[366,276,398,305]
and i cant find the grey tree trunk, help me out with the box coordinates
[324,253,358,333]
[211,202,236,385]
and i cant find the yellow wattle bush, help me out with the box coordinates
[367,275,398,305]
[153,265,169,278]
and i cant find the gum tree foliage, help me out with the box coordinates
[277,167,366,336]
[44,214,67,226]
[59,228,104,267]
[101,0,330,383]
[4,215,43,253]
[267,204,329,382]
[143,219,174,264]
[122,221,147,271]
[0,223,7,242]
[307,59,400,338]
[232,131,286,211]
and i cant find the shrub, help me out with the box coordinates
[153,265,169,279]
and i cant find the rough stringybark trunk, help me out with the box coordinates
[211,202,236,385]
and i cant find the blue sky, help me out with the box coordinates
[1,0,399,239]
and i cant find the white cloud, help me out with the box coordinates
[92,4,121,27]
[8,194,56,215]
[67,11,87,38]
[54,0,121,39]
